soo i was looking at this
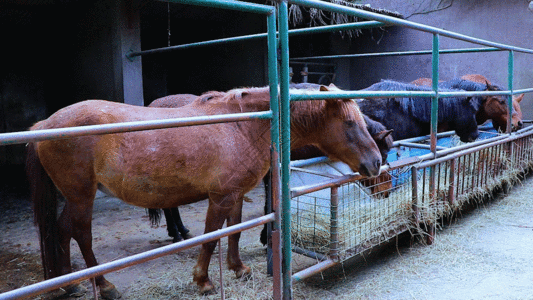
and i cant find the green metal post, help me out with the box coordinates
[507,50,514,134]
[278,1,292,299]
[266,11,283,300]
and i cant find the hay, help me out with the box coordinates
[290,135,533,261]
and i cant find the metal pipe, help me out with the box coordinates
[289,0,533,54]
[290,89,515,102]
[128,20,385,58]
[169,0,274,15]
[278,2,292,299]
[507,51,514,133]
[0,111,272,146]
[291,259,339,283]
[292,47,503,61]
[292,246,328,261]
[329,186,339,260]
[0,213,275,300]
[397,142,447,151]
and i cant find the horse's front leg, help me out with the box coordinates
[226,197,251,279]
[192,199,231,294]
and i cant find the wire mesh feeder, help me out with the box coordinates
[289,134,533,262]
[290,160,413,260]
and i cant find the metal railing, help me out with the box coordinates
[2,1,533,300]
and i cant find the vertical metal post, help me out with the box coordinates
[448,158,455,206]
[266,11,282,300]
[507,50,514,134]
[411,166,419,225]
[278,1,292,299]
[428,34,439,243]
[430,33,440,155]
[329,186,339,260]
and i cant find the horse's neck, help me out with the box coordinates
[289,102,326,150]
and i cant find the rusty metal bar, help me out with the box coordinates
[448,158,456,206]
[412,166,419,225]
[291,259,339,283]
[329,186,339,260]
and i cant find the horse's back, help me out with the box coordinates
[149,94,198,108]
[30,99,271,208]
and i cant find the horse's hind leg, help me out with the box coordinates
[61,200,121,299]
[226,197,251,279]
[170,207,192,240]
[193,198,233,294]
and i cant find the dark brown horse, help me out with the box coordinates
[361,80,482,142]
[411,75,523,131]
[27,86,382,297]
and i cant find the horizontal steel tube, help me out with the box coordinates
[291,89,517,102]
[290,0,533,54]
[293,47,503,61]
[129,21,385,58]
[513,87,533,95]
[0,111,272,146]
[292,246,329,261]
[292,259,339,283]
[290,90,436,101]
[0,213,276,300]
[398,142,447,151]
[169,0,274,14]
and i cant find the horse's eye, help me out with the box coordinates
[344,120,356,127]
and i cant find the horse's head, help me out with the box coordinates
[304,85,382,177]
[482,82,523,132]
[363,115,393,163]
[449,96,481,142]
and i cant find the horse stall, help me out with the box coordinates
[2,1,533,300]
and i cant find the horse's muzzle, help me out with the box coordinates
[359,158,382,178]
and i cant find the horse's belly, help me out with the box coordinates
[110,176,210,208]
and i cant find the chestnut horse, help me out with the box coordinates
[411,75,523,131]
[360,80,482,142]
[461,74,524,131]
[147,87,394,244]
[27,86,382,298]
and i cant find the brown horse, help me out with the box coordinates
[27,86,382,297]
[147,89,394,245]
[460,74,524,131]
[411,75,523,131]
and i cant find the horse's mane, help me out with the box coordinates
[438,78,502,92]
[198,85,364,131]
[364,80,481,123]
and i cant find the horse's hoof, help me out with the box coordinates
[172,235,183,243]
[182,232,194,240]
[198,281,216,295]
[100,283,122,299]
[235,266,252,280]
[63,284,87,297]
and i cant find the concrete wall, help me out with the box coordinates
[345,0,533,118]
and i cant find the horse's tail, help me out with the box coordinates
[147,208,162,226]
[26,142,61,279]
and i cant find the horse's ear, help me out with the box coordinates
[484,80,499,91]
[467,96,481,111]
[375,129,393,141]
[319,85,330,92]
[514,93,525,103]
